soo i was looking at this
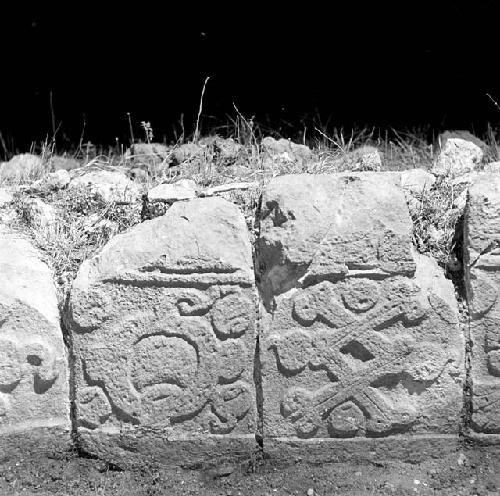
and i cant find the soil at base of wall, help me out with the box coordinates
[0,444,499,495]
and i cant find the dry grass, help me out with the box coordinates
[408,176,467,266]
[3,121,499,301]
[9,186,140,300]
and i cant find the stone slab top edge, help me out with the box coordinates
[72,196,255,291]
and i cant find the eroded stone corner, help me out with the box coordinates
[0,228,71,455]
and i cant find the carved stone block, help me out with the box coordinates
[257,174,464,461]
[465,174,500,438]
[67,197,257,466]
[0,229,70,455]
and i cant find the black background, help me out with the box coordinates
[1,1,500,151]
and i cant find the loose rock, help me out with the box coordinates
[400,168,436,194]
[147,179,198,202]
[69,165,141,204]
[0,154,44,184]
[432,131,486,177]
[48,155,81,172]
[261,137,312,165]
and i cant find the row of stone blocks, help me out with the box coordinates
[1,172,499,467]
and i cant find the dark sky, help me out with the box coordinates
[1,1,500,150]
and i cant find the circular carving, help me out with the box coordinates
[282,387,311,419]
[296,417,320,437]
[78,386,112,429]
[212,382,252,423]
[341,280,379,313]
[282,388,319,438]
[24,342,59,382]
[176,290,213,316]
[0,339,22,389]
[130,335,197,391]
[211,293,253,339]
[405,343,445,381]
[488,350,500,377]
[293,292,317,322]
[327,401,365,437]
[276,331,311,373]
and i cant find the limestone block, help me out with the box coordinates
[147,179,198,202]
[69,165,141,204]
[131,143,170,163]
[0,188,13,207]
[257,173,464,461]
[400,169,436,195]
[49,155,81,172]
[261,137,312,164]
[67,197,257,466]
[0,154,44,184]
[432,131,485,178]
[0,229,70,455]
[465,173,500,438]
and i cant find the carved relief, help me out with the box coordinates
[465,175,500,435]
[258,174,463,443]
[0,338,60,399]
[268,276,450,438]
[75,284,256,434]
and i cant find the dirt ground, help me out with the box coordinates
[1,443,499,496]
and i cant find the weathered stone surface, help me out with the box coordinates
[67,197,257,466]
[49,155,81,172]
[484,161,500,173]
[0,154,44,184]
[200,137,244,166]
[0,188,13,207]
[131,143,170,163]
[42,169,71,190]
[21,198,57,229]
[171,143,204,165]
[400,169,436,194]
[341,146,383,172]
[257,173,464,461]
[432,131,485,177]
[147,179,198,202]
[27,170,71,195]
[262,137,312,166]
[69,165,141,204]
[0,229,70,453]
[465,173,500,439]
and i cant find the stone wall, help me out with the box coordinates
[2,171,500,466]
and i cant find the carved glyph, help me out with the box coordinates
[0,230,69,435]
[258,174,463,441]
[68,198,257,461]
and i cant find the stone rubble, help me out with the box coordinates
[69,165,142,204]
[432,131,486,178]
